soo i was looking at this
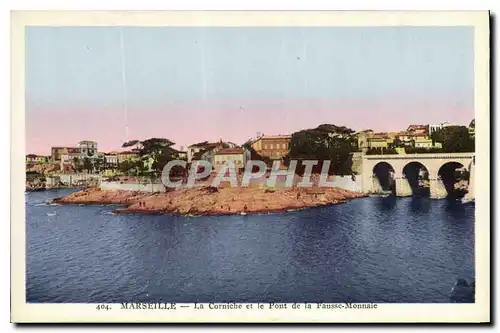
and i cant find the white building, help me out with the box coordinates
[104,154,118,165]
[78,140,98,158]
[413,137,442,149]
[429,122,452,136]
[213,148,247,173]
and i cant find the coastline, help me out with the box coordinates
[53,186,368,216]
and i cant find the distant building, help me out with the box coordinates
[78,140,98,159]
[367,135,389,149]
[51,147,78,163]
[174,150,187,160]
[413,137,442,149]
[468,119,475,138]
[26,154,49,164]
[407,124,428,135]
[429,122,452,136]
[117,150,140,164]
[26,154,37,164]
[59,148,81,171]
[51,141,98,163]
[213,148,247,173]
[250,135,291,160]
[187,140,230,163]
[355,130,374,152]
[104,153,119,165]
[225,142,238,148]
[395,132,413,146]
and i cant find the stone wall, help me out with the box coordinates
[46,173,102,187]
[351,152,363,175]
[325,175,363,192]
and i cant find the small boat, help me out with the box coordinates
[47,212,56,216]
[240,212,247,216]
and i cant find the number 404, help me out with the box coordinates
[96,304,111,310]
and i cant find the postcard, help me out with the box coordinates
[11,10,490,323]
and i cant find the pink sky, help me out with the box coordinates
[26,98,474,155]
[25,26,475,155]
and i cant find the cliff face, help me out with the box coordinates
[54,186,367,216]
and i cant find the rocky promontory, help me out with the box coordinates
[53,185,367,216]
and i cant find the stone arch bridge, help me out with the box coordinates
[361,153,475,199]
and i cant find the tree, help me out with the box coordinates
[72,157,83,173]
[431,126,474,153]
[93,156,106,173]
[118,159,143,176]
[122,140,140,148]
[118,138,180,181]
[286,124,357,175]
[389,138,403,149]
[82,157,93,173]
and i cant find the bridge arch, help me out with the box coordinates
[371,162,396,194]
[436,161,469,199]
[402,161,430,197]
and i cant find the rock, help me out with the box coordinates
[55,184,367,216]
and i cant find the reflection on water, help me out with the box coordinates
[26,189,475,303]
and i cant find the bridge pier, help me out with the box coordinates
[429,178,447,199]
[463,157,475,201]
[371,175,382,193]
[395,174,412,197]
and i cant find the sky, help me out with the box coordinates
[25,26,474,155]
